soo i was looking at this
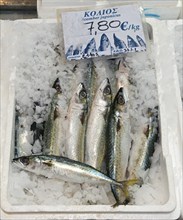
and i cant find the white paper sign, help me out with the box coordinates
[61,5,146,60]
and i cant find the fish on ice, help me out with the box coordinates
[66,83,88,162]
[85,78,112,171]
[12,155,139,189]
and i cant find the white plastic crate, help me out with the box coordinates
[37,0,182,19]
[0,18,182,219]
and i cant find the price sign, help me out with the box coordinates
[61,5,146,60]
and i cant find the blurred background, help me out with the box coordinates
[0,0,37,19]
[0,0,182,20]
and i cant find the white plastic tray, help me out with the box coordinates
[0,18,182,219]
[37,0,182,19]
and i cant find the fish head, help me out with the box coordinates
[52,78,62,93]
[12,155,40,170]
[98,78,112,106]
[113,87,126,111]
[75,83,87,106]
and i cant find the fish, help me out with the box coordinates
[65,83,88,162]
[43,78,64,156]
[83,38,97,57]
[113,34,127,49]
[106,87,135,206]
[127,35,139,48]
[127,108,159,179]
[85,78,112,170]
[140,111,159,170]
[12,155,139,188]
[73,45,82,56]
[98,33,113,53]
[136,35,146,47]
[85,60,97,110]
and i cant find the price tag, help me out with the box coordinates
[61,5,146,60]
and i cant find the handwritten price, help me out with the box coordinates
[84,20,140,35]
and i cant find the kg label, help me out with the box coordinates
[61,5,147,60]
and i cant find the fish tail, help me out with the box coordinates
[111,193,131,208]
[122,184,131,205]
[112,178,143,208]
[112,202,120,208]
[121,178,143,205]
[118,177,143,188]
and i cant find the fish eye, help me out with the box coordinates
[117,95,125,105]
[79,90,87,99]
[20,157,30,165]
[104,85,111,95]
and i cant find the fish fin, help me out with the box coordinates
[43,160,53,167]
[128,178,143,187]
[112,202,120,208]
[112,198,130,208]
[123,184,130,203]
[112,181,134,208]
[119,178,143,187]
[117,119,121,132]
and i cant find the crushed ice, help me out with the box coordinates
[7,20,168,206]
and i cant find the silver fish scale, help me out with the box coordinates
[66,83,87,162]
[13,155,125,187]
[85,108,107,169]
[85,78,112,171]
[43,92,64,156]
[106,100,131,205]
[141,116,159,170]
[127,111,159,179]
[66,107,86,162]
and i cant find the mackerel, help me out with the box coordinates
[127,108,159,179]
[85,78,112,170]
[66,83,88,162]
[106,87,133,206]
[85,60,97,110]
[12,155,135,187]
[43,78,64,156]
